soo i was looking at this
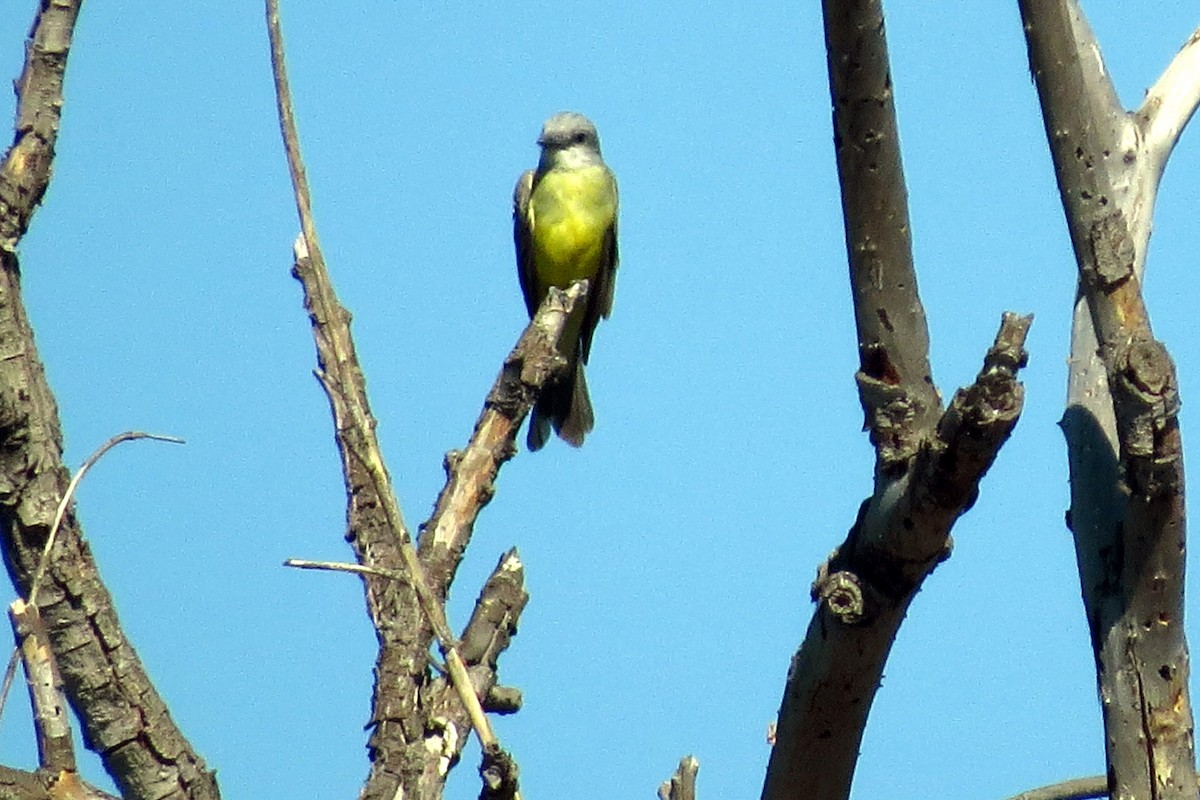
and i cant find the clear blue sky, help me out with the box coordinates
[2,3,1199,798]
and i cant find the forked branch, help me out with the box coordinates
[762,3,1031,798]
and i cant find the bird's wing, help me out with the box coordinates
[580,169,619,363]
[513,169,539,317]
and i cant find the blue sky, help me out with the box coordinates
[2,3,1199,798]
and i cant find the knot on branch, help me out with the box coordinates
[812,566,870,625]
[482,685,522,715]
[1086,210,1135,291]
[1110,337,1182,496]
[928,312,1030,513]
[855,364,923,470]
[479,743,520,800]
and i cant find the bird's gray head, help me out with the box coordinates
[536,112,603,168]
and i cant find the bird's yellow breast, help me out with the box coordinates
[529,164,617,292]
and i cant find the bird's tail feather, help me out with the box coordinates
[557,363,593,447]
[526,362,593,450]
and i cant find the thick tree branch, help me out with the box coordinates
[1,0,78,248]
[0,4,219,799]
[1020,2,1198,796]
[824,0,940,471]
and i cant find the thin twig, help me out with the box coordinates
[0,431,183,731]
[283,558,410,584]
[31,431,185,607]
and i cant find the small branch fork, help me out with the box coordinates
[1019,3,1200,797]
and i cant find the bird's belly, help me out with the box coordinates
[530,168,615,288]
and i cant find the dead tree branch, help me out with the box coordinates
[0,4,219,799]
[761,2,1031,798]
[659,756,699,800]
[5,600,117,797]
[0,763,116,800]
[1019,3,1200,796]
[266,2,588,797]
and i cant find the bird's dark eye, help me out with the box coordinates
[572,131,587,144]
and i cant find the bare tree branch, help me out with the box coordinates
[823,0,940,471]
[1005,772,1200,800]
[658,756,699,800]
[0,431,183,727]
[0,4,219,799]
[5,600,121,799]
[0,764,116,800]
[10,599,74,774]
[1,0,78,247]
[1139,26,1200,182]
[1003,775,1108,800]
[1019,2,1199,796]
[417,279,590,595]
[266,4,585,797]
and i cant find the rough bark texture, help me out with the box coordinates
[0,3,220,799]
[1019,3,1200,796]
[416,281,588,596]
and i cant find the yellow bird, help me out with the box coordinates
[513,112,619,450]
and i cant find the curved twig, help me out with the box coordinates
[30,431,185,606]
[0,432,183,730]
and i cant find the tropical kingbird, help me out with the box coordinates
[513,112,619,451]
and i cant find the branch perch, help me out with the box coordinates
[266,3,562,797]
